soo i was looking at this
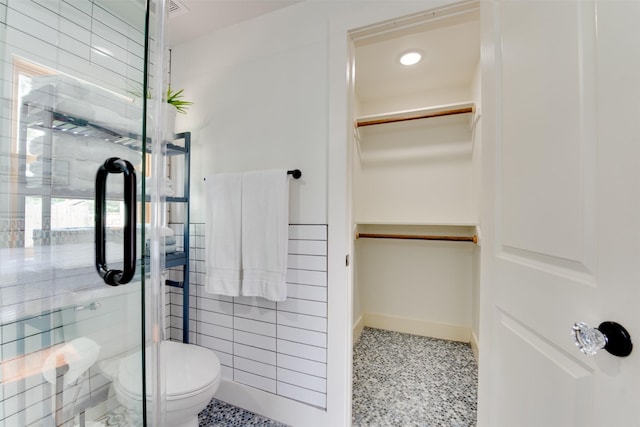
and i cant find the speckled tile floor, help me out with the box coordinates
[352,327,478,427]
[94,398,287,426]
[198,399,288,427]
[99,328,476,426]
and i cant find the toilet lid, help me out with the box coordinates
[117,341,221,400]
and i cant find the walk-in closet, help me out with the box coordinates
[351,4,481,424]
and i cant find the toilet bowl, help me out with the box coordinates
[63,286,221,427]
[114,340,221,427]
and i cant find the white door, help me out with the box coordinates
[480,1,640,426]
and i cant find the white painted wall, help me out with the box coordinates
[354,112,476,225]
[171,1,481,424]
[351,25,480,344]
[355,225,474,341]
[352,94,478,341]
[172,2,366,225]
[358,85,472,117]
[354,67,476,225]
[170,2,369,426]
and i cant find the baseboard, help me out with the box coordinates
[470,330,479,361]
[353,315,365,346]
[364,312,471,343]
[216,378,328,427]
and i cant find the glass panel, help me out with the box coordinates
[0,1,151,425]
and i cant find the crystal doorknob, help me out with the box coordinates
[572,321,633,357]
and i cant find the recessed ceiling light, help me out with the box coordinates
[399,51,422,66]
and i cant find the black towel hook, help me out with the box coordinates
[287,169,302,179]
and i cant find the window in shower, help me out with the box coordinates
[12,59,136,250]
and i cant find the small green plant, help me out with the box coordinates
[128,85,193,114]
[166,85,192,114]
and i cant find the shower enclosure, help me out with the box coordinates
[0,0,169,425]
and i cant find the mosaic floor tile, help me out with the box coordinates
[96,405,138,426]
[198,398,289,427]
[352,327,478,427]
[97,328,476,426]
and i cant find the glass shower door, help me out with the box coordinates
[0,1,162,425]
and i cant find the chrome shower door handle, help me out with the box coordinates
[572,321,633,357]
[95,157,137,286]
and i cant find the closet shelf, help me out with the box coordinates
[355,101,475,128]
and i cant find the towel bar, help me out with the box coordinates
[204,169,302,180]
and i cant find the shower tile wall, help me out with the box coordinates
[1,1,146,424]
[167,223,328,409]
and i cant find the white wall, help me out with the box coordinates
[351,21,479,344]
[170,3,367,426]
[171,1,478,424]
[354,113,476,225]
[355,224,475,341]
[354,78,476,225]
[358,85,472,117]
[172,2,365,225]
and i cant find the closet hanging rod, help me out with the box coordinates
[356,107,473,128]
[204,169,301,180]
[355,232,477,244]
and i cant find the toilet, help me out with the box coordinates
[114,341,221,427]
[62,285,221,427]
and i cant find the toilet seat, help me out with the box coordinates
[116,341,221,401]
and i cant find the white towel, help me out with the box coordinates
[55,98,96,121]
[143,225,174,237]
[241,170,289,301]
[30,75,91,99]
[159,226,175,237]
[205,173,242,296]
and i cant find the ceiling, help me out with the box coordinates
[355,8,480,105]
[161,0,479,106]
[167,0,301,47]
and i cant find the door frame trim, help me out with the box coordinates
[327,1,480,424]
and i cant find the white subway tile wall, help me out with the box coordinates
[3,0,144,96]
[0,0,147,424]
[167,223,328,409]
